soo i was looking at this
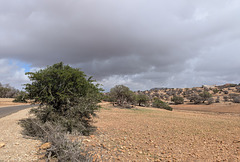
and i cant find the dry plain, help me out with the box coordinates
[0,98,28,108]
[1,99,240,161]
[83,102,240,161]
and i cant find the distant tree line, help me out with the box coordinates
[0,82,20,98]
[103,84,172,111]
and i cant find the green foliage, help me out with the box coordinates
[213,88,219,94]
[102,93,114,102]
[20,62,102,161]
[24,62,101,134]
[171,95,184,105]
[199,91,212,103]
[25,62,101,110]
[136,93,150,106]
[109,85,135,107]
[152,98,172,111]
[13,91,28,103]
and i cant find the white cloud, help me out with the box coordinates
[0,59,29,90]
[0,0,240,91]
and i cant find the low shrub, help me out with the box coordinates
[13,91,28,103]
[223,96,229,102]
[188,93,202,104]
[213,89,219,94]
[171,95,184,105]
[233,96,240,103]
[152,98,172,111]
[215,96,220,103]
[206,97,214,105]
[19,119,94,161]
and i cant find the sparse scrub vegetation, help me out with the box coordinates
[188,93,202,104]
[152,98,172,111]
[199,91,212,103]
[213,88,219,94]
[171,95,184,105]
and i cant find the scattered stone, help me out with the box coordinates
[0,142,5,148]
[233,140,240,143]
[84,139,91,142]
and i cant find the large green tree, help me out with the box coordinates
[109,85,135,107]
[25,62,102,134]
[136,93,150,106]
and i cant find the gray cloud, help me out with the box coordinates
[0,0,240,90]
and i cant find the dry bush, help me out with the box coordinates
[206,97,214,105]
[232,96,240,103]
[19,118,94,161]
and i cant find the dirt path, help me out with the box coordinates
[0,108,40,161]
[84,102,240,161]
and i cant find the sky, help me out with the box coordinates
[0,0,240,91]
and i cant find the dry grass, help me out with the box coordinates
[0,98,28,108]
[83,102,240,161]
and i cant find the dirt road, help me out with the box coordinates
[0,105,34,118]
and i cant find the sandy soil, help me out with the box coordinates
[0,98,28,108]
[83,102,240,161]
[0,108,40,161]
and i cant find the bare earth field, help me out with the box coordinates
[172,103,240,114]
[1,100,240,161]
[83,102,240,161]
[0,98,28,108]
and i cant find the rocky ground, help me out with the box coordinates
[1,100,240,161]
[83,102,240,161]
[0,108,40,161]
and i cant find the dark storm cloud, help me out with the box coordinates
[0,0,240,90]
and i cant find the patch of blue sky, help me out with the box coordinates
[8,59,31,72]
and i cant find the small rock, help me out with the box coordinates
[84,139,91,142]
[101,143,107,149]
[0,142,5,148]
[39,142,51,150]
